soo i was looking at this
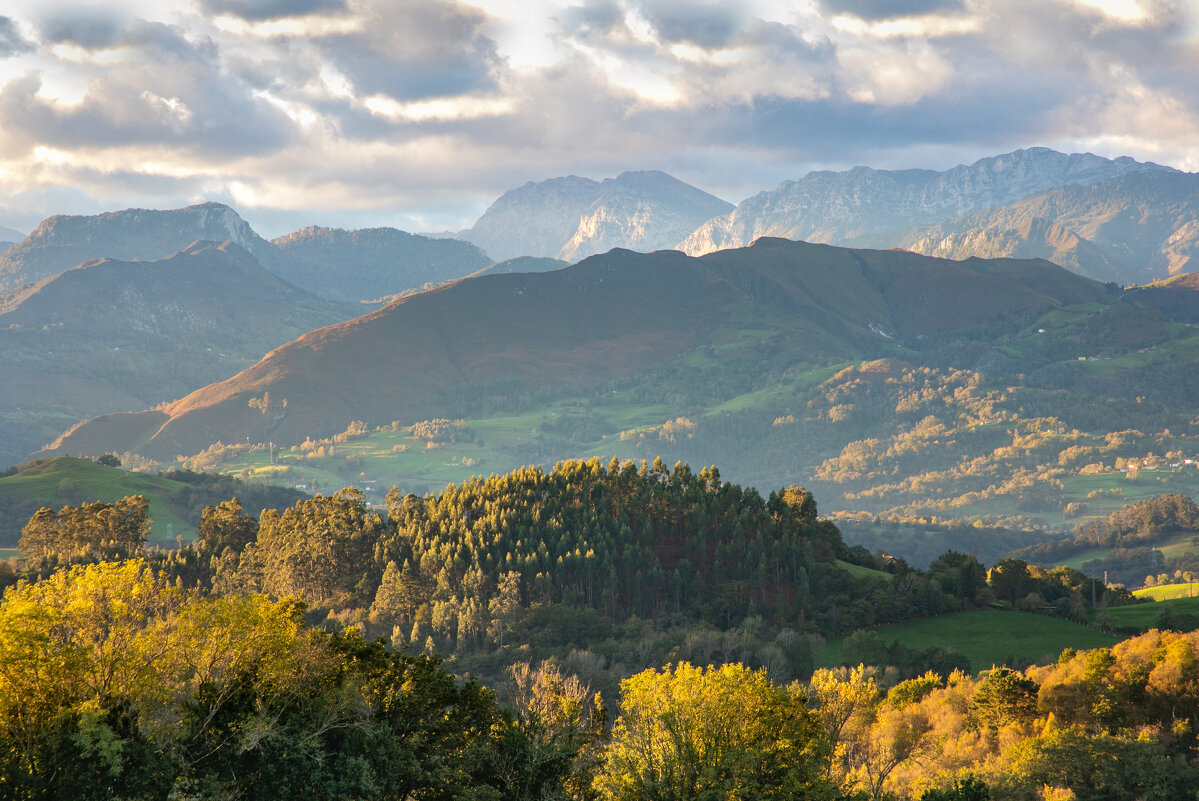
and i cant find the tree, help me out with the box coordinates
[195,498,257,559]
[19,496,150,566]
[595,662,834,801]
[971,667,1039,729]
[254,488,385,608]
[919,777,991,800]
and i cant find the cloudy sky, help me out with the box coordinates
[0,0,1196,238]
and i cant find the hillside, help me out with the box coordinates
[467,255,570,278]
[0,456,306,544]
[0,202,283,291]
[270,225,493,302]
[0,242,360,467]
[899,170,1199,284]
[41,239,1115,462]
[679,148,1172,256]
[460,170,733,261]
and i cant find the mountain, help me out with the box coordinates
[269,226,493,302]
[43,239,1114,461]
[679,148,1173,256]
[466,256,570,278]
[0,456,307,544]
[1125,272,1199,322]
[897,170,1199,285]
[459,171,733,261]
[0,241,360,468]
[0,226,23,255]
[0,202,282,292]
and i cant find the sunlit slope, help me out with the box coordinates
[45,239,1113,461]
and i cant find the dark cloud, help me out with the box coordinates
[0,16,34,57]
[557,1,626,39]
[636,0,744,48]
[38,14,125,49]
[0,20,294,158]
[192,0,347,21]
[307,1,501,101]
[818,0,965,21]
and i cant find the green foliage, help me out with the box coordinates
[247,487,385,609]
[970,667,1039,728]
[0,559,556,800]
[918,777,990,800]
[19,495,150,567]
[595,662,834,801]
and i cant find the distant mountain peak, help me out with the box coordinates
[460,170,733,262]
[0,202,278,292]
[678,148,1175,257]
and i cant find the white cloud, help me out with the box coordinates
[0,0,1193,235]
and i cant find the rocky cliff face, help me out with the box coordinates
[678,148,1173,256]
[460,171,733,261]
[0,202,281,291]
[897,170,1199,285]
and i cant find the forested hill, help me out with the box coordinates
[43,238,1115,461]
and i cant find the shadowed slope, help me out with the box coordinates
[44,240,1113,461]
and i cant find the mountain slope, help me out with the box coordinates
[460,171,733,261]
[679,148,1172,256]
[0,242,359,467]
[44,239,1113,461]
[0,203,282,291]
[270,226,493,302]
[898,170,1199,285]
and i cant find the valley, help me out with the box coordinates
[2,149,1199,801]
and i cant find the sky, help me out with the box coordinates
[0,0,1196,238]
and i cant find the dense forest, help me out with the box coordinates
[1010,494,1199,586]
[4,459,1197,798]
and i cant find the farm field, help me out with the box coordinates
[1133,583,1199,601]
[816,609,1119,672]
[1096,595,1199,630]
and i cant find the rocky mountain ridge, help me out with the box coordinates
[678,148,1174,256]
[896,170,1199,285]
[459,170,733,262]
[0,202,281,292]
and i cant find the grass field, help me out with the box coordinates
[195,400,679,506]
[1133,583,1199,601]
[0,458,195,543]
[817,609,1119,671]
[835,559,895,582]
[1095,596,1199,630]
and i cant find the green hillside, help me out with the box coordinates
[817,609,1119,670]
[0,457,305,546]
[1096,595,1199,631]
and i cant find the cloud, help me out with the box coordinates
[818,0,965,21]
[193,0,348,22]
[0,19,294,158]
[0,16,34,57]
[38,14,126,49]
[0,0,1196,235]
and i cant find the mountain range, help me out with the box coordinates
[0,203,498,303]
[6,145,1199,477]
[677,148,1172,256]
[43,238,1117,461]
[0,242,360,467]
[458,170,734,262]
[270,225,491,302]
[896,170,1199,285]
